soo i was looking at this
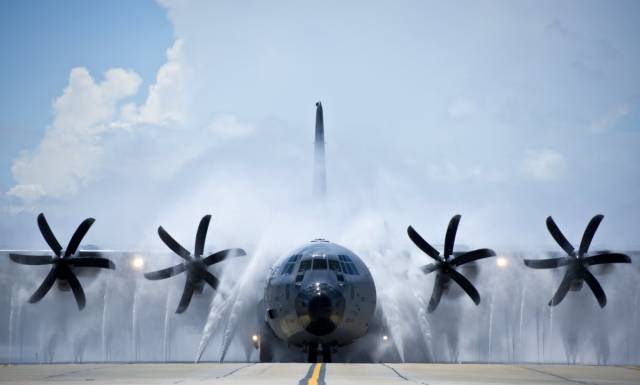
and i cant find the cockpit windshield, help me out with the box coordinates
[298,260,311,273]
[312,258,328,270]
[281,254,301,275]
[338,254,359,275]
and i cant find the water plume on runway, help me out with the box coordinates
[1,110,639,365]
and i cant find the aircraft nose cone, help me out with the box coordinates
[295,283,345,336]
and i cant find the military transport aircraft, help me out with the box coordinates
[4,102,634,363]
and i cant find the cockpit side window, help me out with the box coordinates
[295,259,311,283]
[312,258,328,270]
[298,259,311,273]
[281,254,301,275]
[329,258,345,282]
[338,254,359,275]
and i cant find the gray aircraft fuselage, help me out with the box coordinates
[264,239,376,348]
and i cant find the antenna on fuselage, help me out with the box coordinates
[313,101,327,200]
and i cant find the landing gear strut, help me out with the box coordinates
[307,343,332,362]
[321,344,332,363]
[307,342,318,362]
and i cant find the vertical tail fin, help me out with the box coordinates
[313,102,326,199]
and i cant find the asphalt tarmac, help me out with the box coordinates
[0,363,638,385]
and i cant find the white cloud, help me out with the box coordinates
[207,114,254,140]
[6,184,46,202]
[7,39,191,203]
[521,149,566,181]
[5,2,640,252]
[590,103,631,133]
[9,67,141,200]
[125,40,186,127]
[53,68,141,135]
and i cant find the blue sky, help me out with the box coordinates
[0,0,172,189]
[0,1,639,251]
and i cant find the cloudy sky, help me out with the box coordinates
[0,0,639,253]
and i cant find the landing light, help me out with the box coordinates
[383,335,389,342]
[496,257,509,268]
[130,256,145,270]
[251,334,260,349]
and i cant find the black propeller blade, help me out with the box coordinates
[548,269,574,306]
[408,215,496,312]
[37,213,63,256]
[579,215,603,258]
[158,226,191,260]
[64,218,95,257]
[523,215,631,308]
[9,213,116,310]
[427,273,446,313]
[9,254,54,265]
[177,279,196,314]
[28,269,57,304]
[545,216,576,257]
[143,214,246,314]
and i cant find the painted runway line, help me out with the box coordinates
[1,363,639,384]
[298,363,326,385]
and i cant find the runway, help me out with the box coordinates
[0,363,638,385]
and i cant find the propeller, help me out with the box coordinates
[144,214,246,313]
[407,215,496,312]
[523,215,631,308]
[9,213,115,310]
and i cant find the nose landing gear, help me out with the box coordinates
[307,343,332,363]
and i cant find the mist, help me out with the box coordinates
[1,0,639,365]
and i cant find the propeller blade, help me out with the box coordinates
[581,268,607,308]
[452,248,496,266]
[548,270,575,306]
[28,268,57,304]
[523,257,572,269]
[420,263,440,275]
[67,257,115,269]
[446,268,481,305]
[37,213,62,257]
[427,273,446,313]
[62,266,86,310]
[583,253,632,266]
[199,270,220,290]
[194,215,212,258]
[407,226,441,261]
[578,215,604,258]
[546,216,576,257]
[158,226,191,261]
[64,218,95,257]
[176,280,195,314]
[144,264,187,280]
[444,215,461,259]
[9,253,54,265]
[202,248,247,266]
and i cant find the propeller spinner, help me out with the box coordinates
[144,214,246,313]
[9,213,115,310]
[408,215,496,312]
[524,215,631,307]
